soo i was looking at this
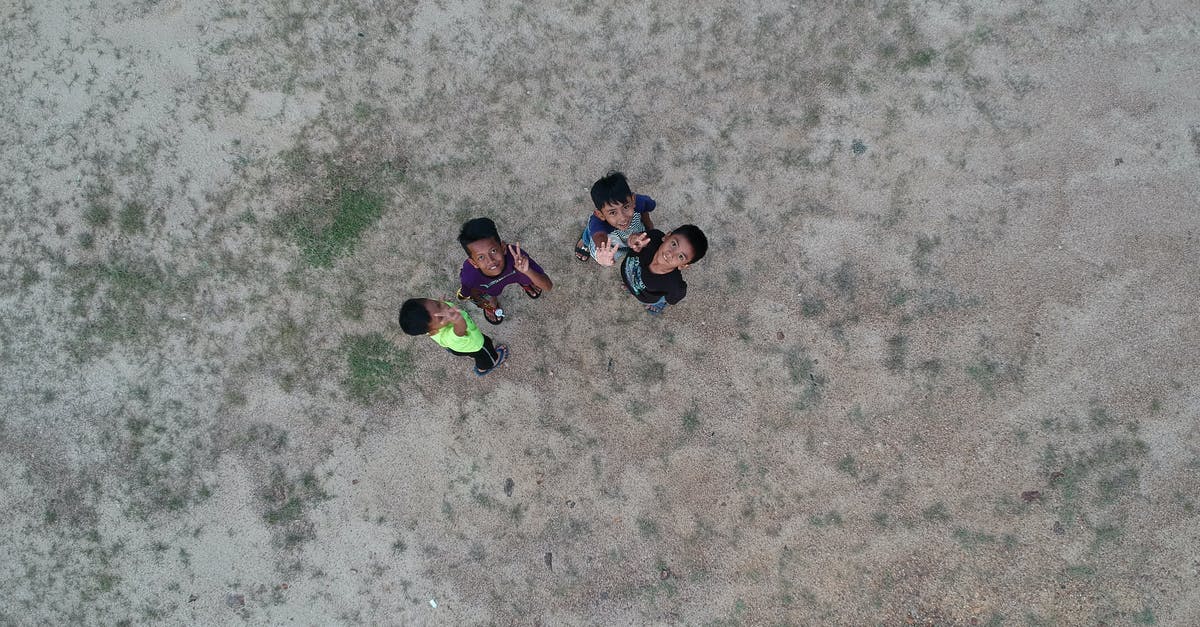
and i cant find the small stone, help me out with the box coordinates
[777,332,784,340]
[544,552,553,570]
[280,583,288,589]
[1020,490,1042,503]
[225,593,245,609]
[1114,158,1123,166]
[352,479,359,485]
[1053,521,1065,535]
[566,500,575,508]
[504,478,514,497]
[188,594,198,603]
[659,569,671,580]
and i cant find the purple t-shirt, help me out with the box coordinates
[459,248,545,298]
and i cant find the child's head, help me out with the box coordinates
[399,298,454,335]
[590,171,635,231]
[457,217,506,277]
[658,224,709,270]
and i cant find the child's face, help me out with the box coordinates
[656,232,696,270]
[594,195,636,231]
[422,299,455,333]
[465,237,506,277]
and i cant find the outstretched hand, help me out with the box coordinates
[594,240,617,266]
[627,232,650,252]
[508,242,530,274]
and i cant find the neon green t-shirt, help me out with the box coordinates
[429,302,484,352]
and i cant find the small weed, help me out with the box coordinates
[1092,523,1123,547]
[836,454,859,478]
[20,267,41,287]
[118,202,148,234]
[801,295,826,318]
[682,406,701,433]
[636,517,660,538]
[1133,608,1157,624]
[1088,404,1115,429]
[637,360,667,384]
[911,234,941,274]
[84,204,112,228]
[951,527,996,549]
[921,502,951,523]
[898,47,937,71]
[808,511,844,527]
[885,335,907,372]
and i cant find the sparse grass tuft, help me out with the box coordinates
[342,333,411,403]
[885,335,907,372]
[921,502,951,523]
[836,454,859,478]
[118,202,148,234]
[84,204,112,228]
[294,187,385,267]
[898,47,937,71]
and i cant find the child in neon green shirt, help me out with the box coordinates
[398,298,508,376]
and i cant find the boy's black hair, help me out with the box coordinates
[673,224,709,264]
[398,298,432,335]
[457,217,501,253]
[590,171,633,209]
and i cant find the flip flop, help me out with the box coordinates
[645,301,667,315]
[573,239,590,262]
[483,307,504,325]
[521,284,542,299]
[474,344,508,376]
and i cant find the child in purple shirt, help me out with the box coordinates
[457,217,553,324]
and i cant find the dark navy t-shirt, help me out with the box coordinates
[586,194,656,239]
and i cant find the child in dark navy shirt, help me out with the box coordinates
[573,171,656,265]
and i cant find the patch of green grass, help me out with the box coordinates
[20,267,41,287]
[966,357,1004,398]
[294,187,384,267]
[1133,607,1157,624]
[921,502,951,523]
[1088,404,1114,429]
[836,454,859,479]
[884,335,907,372]
[911,234,941,274]
[951,527,996,549]
[118,202,148,234]
[898,47,937,71]
[84,204,112,227]
[636,517,659,538]
[682,406,701,433]
[342,333,411,403]
[808,511,844,527]
[800,295,826,318]
[637,360,667,384]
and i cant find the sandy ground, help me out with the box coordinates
[2,0,1199,624]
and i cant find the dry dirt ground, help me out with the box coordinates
[2,0,1199,624]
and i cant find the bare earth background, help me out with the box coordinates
[2,0,1199,624]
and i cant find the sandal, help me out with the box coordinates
[574,239,590,262]
[521,284,542,299]
[645,301,667,315]
[482,306,504,325]
[474,344,508,376]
